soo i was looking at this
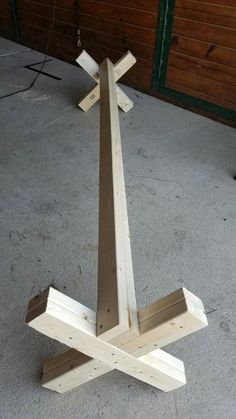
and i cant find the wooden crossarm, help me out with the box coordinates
[76,50,100,82]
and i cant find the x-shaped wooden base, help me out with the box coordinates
[76,50,136,112]
[26,54,208,394]
[26,286,207,393]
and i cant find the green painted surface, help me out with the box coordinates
[10,0,22,43]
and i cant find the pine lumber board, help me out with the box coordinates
[40,287,207,393]
[96,58,139,341]
[26,287,186,393]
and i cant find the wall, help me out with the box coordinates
[77,0,159,90]
[1,0,15,39]
[0,0,235,124]
[14,0,159,91]
[166,0,236,112]
[17,0,78,59]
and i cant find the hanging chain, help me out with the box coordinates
[77,0,81,47]
[77,29,81,47]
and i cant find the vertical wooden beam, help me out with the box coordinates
[97,59,139,341]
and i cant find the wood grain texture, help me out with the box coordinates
[15,0,236,119]
[79,0,157,29]
[80,27,155,63]
[20,12,77,36]
[77,51,135,112]
[41,287,207,393]
[170,35,236,69]
[17,0,157,94]
[19,0,77,9]
[80,14,156,46]
[176,0,236,29]
[97,58,139,339]
[80,42,152,89]
[166,67,236,110]
[168,51,236,88]
[26,287,186,392]
[21,24,78,59]
[81,39,153,74]
[167,0,236,112]
[196,0,236,7]
[173,17,236,50]
[84,0,160,13]
[166,81,236,111]
[18,0,77,25]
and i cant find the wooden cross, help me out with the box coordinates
[76,50,136,113]
[26,55,208,394]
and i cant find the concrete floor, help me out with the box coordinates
[0,38,236,419]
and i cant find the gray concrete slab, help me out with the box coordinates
[0,38,236,419]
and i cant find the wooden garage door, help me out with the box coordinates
[153,0,236,123]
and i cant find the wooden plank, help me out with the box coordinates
[79,0,157,29]
[112,52,137,80]
[79,42,152,90]
[168,51,236,88]
[196,0,236,7]
[80,27,155,62]
[97,58,138,340]
[20,0,159,12]
[76,50,100,82]
[19,11,76,36]
[78,85,101,112]
[80,14,156,46]
[166,66,236,107]
[170,35,236,69]
[20,28,75,65]
[173,17,236,49]
[24,0,77,9]
[80,38,153,75]
[41,287,207,392]
[133,287,207,352]
[78,51,136,112]
[42,348,183,393]
[166,80,236,111]
[18,0,77,25]
[21,24,78,58]
[122,69,151,91]
[79,0,160,13]
[26,287,186,392]
[176,0,236,29]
